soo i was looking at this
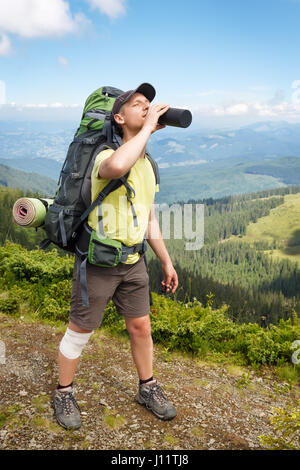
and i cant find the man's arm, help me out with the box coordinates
[99,104,169,179]
[147,204,178,294]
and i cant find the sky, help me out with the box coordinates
[1,0,300,129]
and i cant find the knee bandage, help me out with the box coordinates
[59,327,94,360]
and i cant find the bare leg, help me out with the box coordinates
[125,315,153,381]
[58,321,93,386]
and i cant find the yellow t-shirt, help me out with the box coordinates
[88,148,159,264]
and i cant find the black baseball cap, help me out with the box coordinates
[112,83,156,116]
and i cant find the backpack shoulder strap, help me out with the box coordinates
[81,141,118,208]
[145,152,160,186]
[72,171,130,238]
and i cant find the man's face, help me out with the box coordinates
[117,92,150,131]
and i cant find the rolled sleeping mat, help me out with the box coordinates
[12,198,54,228]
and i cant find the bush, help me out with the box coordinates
[244,330,282,365]
[0,242,74,288]
[0,296,19,315]
[1,243,300,372]
[0,285,28,315]
[259,399,300,449]
[39,280,73,322]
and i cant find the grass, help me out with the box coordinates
[229,193,300,266]
[191,426,205,438]
[164,433,179,446]
[31,416,62,433]
[104,407,126,430]
[193,379,210,388]
[32,395,50,413]
[0,404,24,430]
[276,365,300,388]
[225,364,249,377]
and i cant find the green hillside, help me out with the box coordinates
[157,160,285,204]
[0,163,57,196]
[245,157,300,185]
[235,193,300,266]
[147,187,300,324]
[1,184,300,325]
[157,156,300,204]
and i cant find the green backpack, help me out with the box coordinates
[41,85,159,306]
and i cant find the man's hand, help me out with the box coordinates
[143,103,170,134]
[161,262,178,294]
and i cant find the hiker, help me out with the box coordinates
[53,83,179,430]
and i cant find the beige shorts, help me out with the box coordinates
[69,254,150,330]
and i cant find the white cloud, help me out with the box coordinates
[57,55,68,67]
[209,143,219,150]
[0,80,6,104]
[267,89,285,106]
[248,85,273,92]
[21,102,80,109]
[291,80,300,89]
[196,90,225,97]
[226,103,249,115]
[166,141,185,153]
[208,134,225,139]
[173,159,207,167]
[158,163,170,168]
[190,98,300,122]
[0,0,87,49]
[0,33,12,56]
[0,100,82,120]
[87,0,126,18]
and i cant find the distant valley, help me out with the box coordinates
[0,120,300,201]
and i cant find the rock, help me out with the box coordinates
[29,438,36,448]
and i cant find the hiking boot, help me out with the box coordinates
[136,380,177,420]
[53,387,81,430]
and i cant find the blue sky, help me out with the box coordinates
[1,0,300,129]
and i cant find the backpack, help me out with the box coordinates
[40,85,160,306]
[41,85,159,252]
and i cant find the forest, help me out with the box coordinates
[1,184,300,325]
[147,186,300,325]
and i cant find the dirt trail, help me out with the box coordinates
[0,313,298,450]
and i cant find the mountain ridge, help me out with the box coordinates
[0,163,56,196]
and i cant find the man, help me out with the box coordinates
[53,83,178,430]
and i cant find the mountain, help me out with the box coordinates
[156,155,300,203]
[1,119,300,202]
[0,163,56,195]
[245,157,300,185]
[0,157,61,181]
[148,120,300,168]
